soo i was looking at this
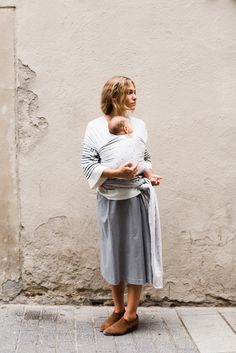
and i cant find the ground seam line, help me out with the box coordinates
[175,309,201,353]
[218,310,236,335]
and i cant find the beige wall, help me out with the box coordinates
[1,0,236,304]
[0,7,22,301]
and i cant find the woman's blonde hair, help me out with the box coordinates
[101,76,135,115]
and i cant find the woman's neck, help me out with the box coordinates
[106,110,128,120]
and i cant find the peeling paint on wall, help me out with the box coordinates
[17,59,48,153]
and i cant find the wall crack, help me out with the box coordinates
[17,59,48,153]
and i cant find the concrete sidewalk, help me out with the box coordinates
[0,305,236,353]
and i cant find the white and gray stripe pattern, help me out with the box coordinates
[81,144,101,180]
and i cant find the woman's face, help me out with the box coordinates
[124,82,137,111]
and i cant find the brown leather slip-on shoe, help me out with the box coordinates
[100,309,126,332]
[103,315,139,336]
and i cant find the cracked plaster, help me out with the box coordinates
[17,59,48,153]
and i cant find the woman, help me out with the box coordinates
[81,76,163,336]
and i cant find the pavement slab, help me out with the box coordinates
[176,307,236,353]
[218,308,236,334]
[160,308,199,352]
[0,304,235,353]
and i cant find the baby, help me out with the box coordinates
[102,116,162,185]
[108,116,134,135]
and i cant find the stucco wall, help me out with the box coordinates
[1,0,236,305]
[0,7,22,301]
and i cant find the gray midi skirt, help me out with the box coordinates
[96,192,153,285]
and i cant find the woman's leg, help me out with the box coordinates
[124,284,142,321]
[102,283,141,335]
[100,281,125,332]
[112,281,125,312]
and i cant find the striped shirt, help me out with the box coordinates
[81,116,152,198]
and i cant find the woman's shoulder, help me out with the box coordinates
[84,116,110,148]
[129,116,146,127]
[85,116,108,136]
[86,116,105,129]
[129,116,148,142]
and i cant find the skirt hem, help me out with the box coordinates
[101,272,153,286]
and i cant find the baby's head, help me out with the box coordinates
[108,116,133,135]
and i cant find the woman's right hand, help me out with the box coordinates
[116,162,139,180]
[101,162,138,179]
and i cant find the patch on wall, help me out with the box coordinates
[17,59,48,153]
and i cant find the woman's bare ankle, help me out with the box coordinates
[114,306,125,313]
[123,310,137,321]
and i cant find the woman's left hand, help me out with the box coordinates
[148,174,163,186]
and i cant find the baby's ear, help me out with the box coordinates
[124,126,129,134]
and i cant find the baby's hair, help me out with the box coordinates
[108,116,127,135]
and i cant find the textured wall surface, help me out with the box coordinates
[0,8,22,301]
[1,0,236,305]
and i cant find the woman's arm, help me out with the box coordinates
[143,147,152,170]
[81,143,107,189]
[102,162,139,179]
[82,145,138,188]
[142,148,163,185]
